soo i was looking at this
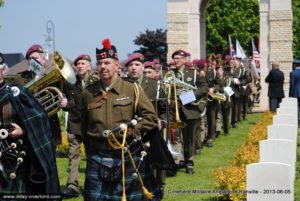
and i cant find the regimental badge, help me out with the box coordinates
[108,49,114,56]
[187,77,192,82]
[0,56,3,64]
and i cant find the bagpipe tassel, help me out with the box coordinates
[142,186,154,200]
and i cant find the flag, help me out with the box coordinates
[236,39,246,60]
[252,39,260,66]
[250,39,260,79]
[228,35,236,58]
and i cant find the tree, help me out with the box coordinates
[133,28,167,65]
[205,0,259,56]
[0,0,3,7]
[293,0,300,59]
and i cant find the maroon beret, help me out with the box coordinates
[225,55,232,62]
[192,59,199,65]
[216,64,223,71]
[124,52,144,67]
[74,54,91,65]
[171,49,186,58]
[196,59,206,69]
[153,59,160,65]
[144,61,155,69]
[25,44,44,59]
[216,53,222,59]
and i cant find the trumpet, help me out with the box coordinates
[25,51,76,116]
[208,92,227,102]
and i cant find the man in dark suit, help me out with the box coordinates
[265,61,285,112]
[289,60,300,118]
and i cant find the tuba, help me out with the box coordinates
[25,51,76,116]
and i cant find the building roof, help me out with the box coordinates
[2,53,25,68]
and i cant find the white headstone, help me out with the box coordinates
[267,124,297,162]
[259,139,295,181]
[276,107,297,116]
[247,162,294,201]
[273,114,298,126]
[281,98,298,108]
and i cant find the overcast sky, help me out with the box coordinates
[0,0,167,64]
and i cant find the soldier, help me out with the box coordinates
[229,58,241,128]
[125,53,171,189]
[81,39,161,201]
[143,61,156,80]
[14,44,68,148]
[62,54,98,198]
[205,59,220,147]
[238,60,252,120]
[171,50,208,174]
[216,65,232,135]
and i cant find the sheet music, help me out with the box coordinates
[179,90,196,105]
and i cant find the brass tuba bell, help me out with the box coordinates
[25,51,76,116]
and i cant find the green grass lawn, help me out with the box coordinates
[57,113,300,201]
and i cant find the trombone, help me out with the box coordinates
[164,71,186,129]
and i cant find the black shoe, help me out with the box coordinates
[205,139,213,147]
[232,123,237,128]
[186,168,194,174]
[62,187,79,198]
[178,160,187,169]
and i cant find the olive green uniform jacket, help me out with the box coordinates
[64,74,98,135]
[81,76,158,152]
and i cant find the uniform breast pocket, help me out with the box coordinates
[113,99,134,121]
[90,102,105,122]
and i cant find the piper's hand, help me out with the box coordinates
[9,123,24,138]
[59,97,68,108]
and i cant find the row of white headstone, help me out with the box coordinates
[246,97,298,201]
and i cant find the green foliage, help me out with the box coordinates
[133,28,167,64]
[0,0,3,7]
[293,0,300,59]
[205,0,259,56]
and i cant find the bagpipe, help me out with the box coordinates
[0,126,26,188]
[102,115,154,200]
[103,115,177,200]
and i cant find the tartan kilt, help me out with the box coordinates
[84,144,161,201]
